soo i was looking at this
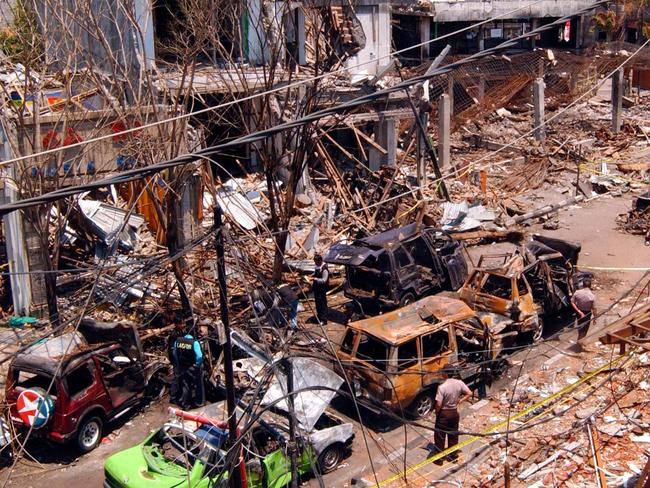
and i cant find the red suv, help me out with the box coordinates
[6,319,167,453]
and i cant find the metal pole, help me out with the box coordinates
[214,207,243,488]
[284,358,299,488]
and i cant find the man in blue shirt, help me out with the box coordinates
[170,326,205,409]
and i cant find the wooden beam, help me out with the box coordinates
[318,129,369,171]
[344,122,388,155]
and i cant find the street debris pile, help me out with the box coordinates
[460,347,650,488]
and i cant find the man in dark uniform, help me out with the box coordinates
[312,254,330,324]
[171,330,205,409]
[167,322,186,405]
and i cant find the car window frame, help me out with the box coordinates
[64,360,97,399]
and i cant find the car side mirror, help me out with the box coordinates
[113,356,131,365]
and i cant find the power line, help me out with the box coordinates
[0,0,554,169]
[0,0,612,216]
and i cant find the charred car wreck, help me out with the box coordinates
[458,234,590,343]
[325,224,468,313]
[336,295,497,418]
[6,319,168,453]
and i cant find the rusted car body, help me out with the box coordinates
[325,224,468,313]
[335,295,491,418]
[458,235,587,342]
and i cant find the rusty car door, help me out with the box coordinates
[392,338,423,409]
[473,273,513,315]
[420,327,453,387]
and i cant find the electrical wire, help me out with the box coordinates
[0,0,558,169]
[0,0,615,217]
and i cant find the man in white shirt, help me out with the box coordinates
[431,368,472,463]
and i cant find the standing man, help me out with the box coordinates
[571,277,596,346]
[312,254,330,324]
[167,322,186,406]
[432,368,472,464]
[171,330,205,409]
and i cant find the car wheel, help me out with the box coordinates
[399,293,415,307]
[410,391,434,419]
[76,415,103,453]
[317,443,343,474]
[145,371,166,401]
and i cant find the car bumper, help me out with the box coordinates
[10,417,73,443]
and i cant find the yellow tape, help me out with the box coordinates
[375,353,626,487]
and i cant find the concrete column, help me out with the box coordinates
[438,94,451,169]
[478,26,485,52]
[612,68,624,133]
[446,76,454,117]
[177,173,201,247]
[531,18,539,49]
[296,7,306,65]
[416,111,428,190]
[420,17,431,60]
[368,118,396,171]
[533,79,545,142]
[1,130,32,316]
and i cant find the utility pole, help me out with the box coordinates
[284,358,299,488]
[214,207,242,488]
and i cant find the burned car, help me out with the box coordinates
[104,358,354,487]
[336,295,494,418]
[458,235,589,343]
[325,224,468,312]
[6,319,167,453]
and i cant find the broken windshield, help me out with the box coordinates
[144,424,226,477]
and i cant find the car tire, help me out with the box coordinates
[317,443,344,474]
[399,292,415,307]
[145,371,166,401]
[410,391,435,419]
[76,415,103,453]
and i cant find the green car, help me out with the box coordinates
[104,402,353,487]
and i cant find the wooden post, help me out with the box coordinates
[504,462,511,488]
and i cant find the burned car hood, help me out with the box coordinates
[324,242,383,266]
[261,358,344,433]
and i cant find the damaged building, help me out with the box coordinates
[0,0,649,487]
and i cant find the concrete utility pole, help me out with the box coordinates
[533,79,545,142]
[438,93,451,169]
[612,68,624,133]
